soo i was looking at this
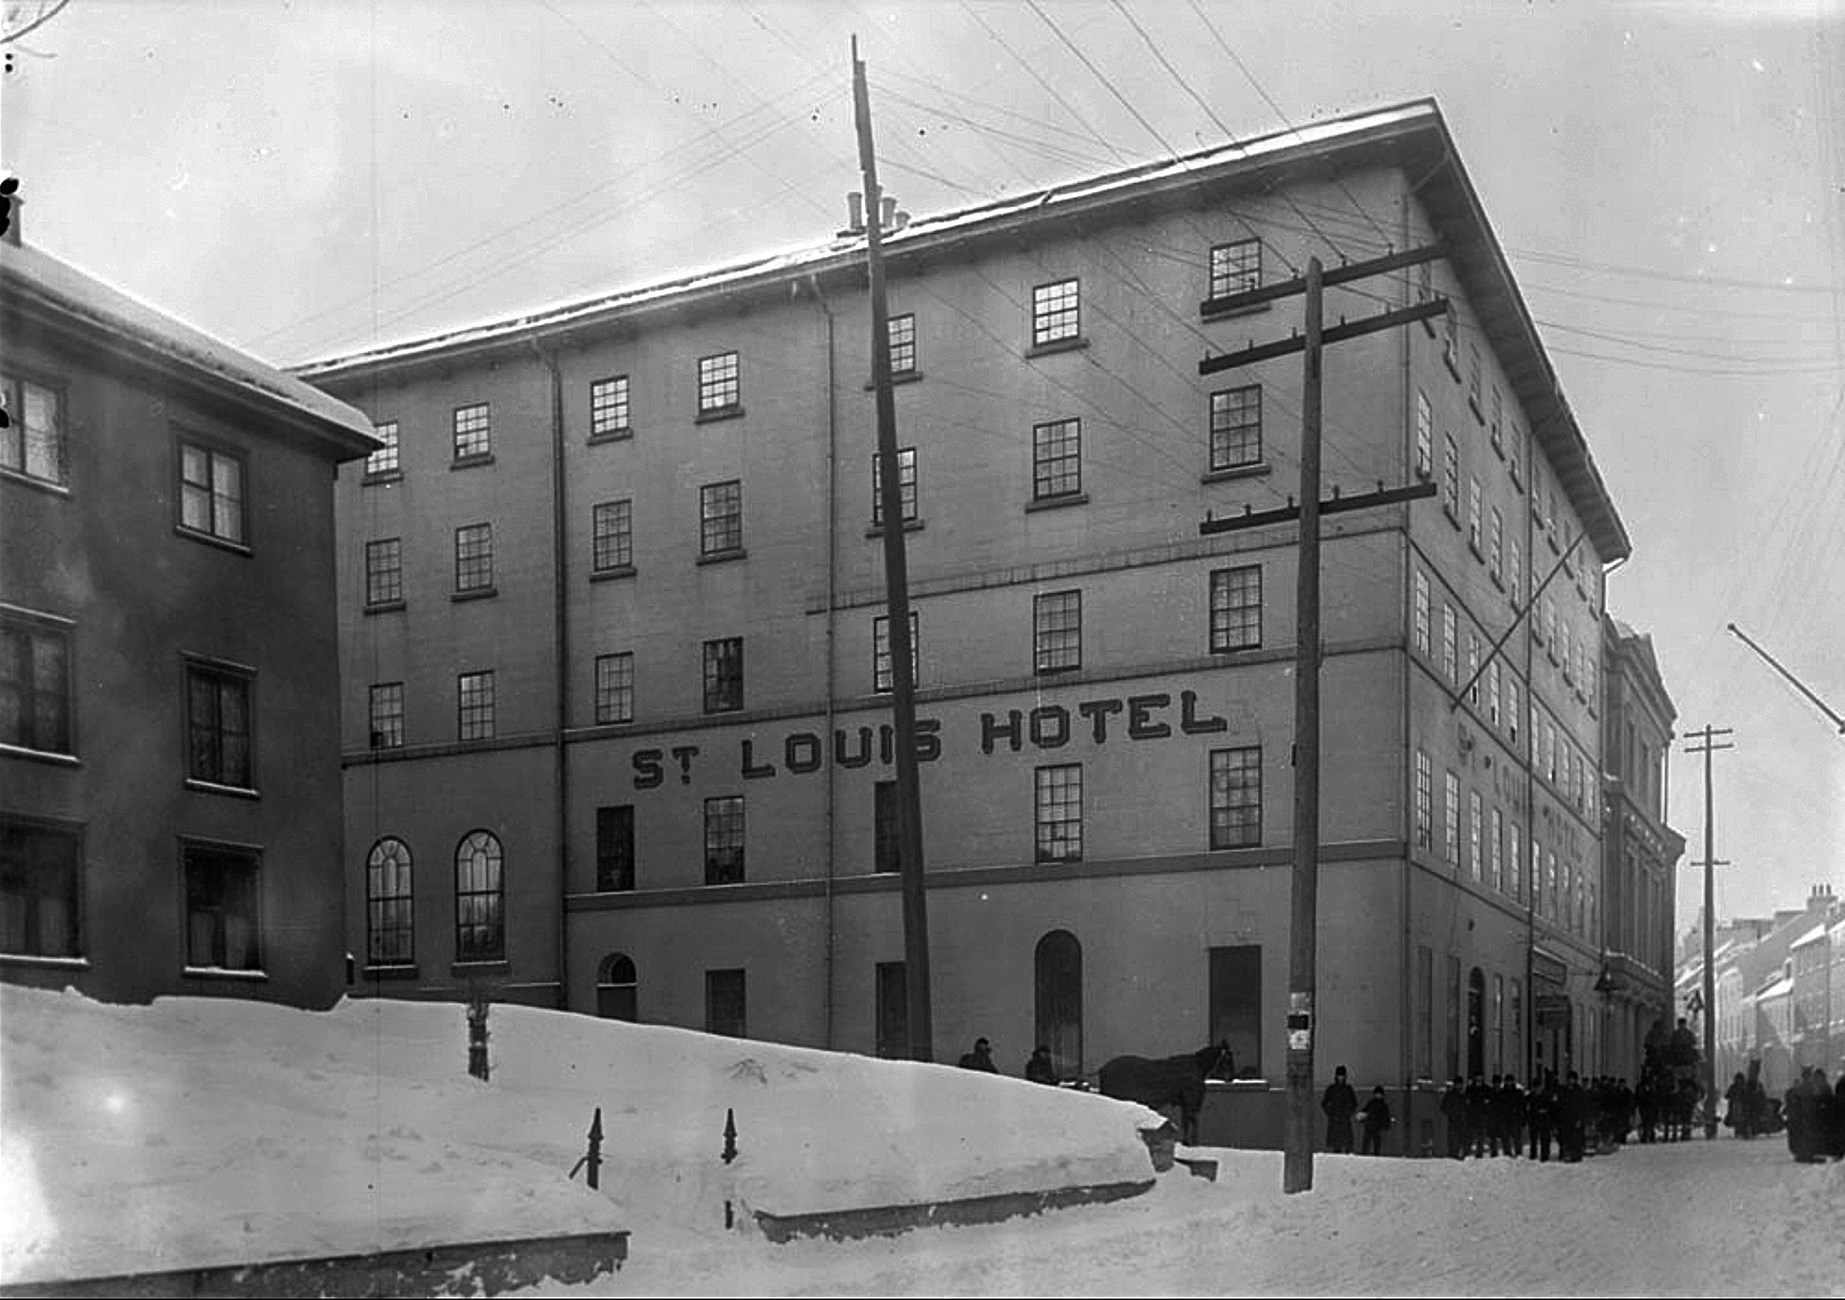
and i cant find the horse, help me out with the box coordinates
[1097,1041,1235,1145]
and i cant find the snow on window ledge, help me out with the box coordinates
[182,966,269,982]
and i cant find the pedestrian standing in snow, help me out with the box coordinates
[959,1037,998,1072]
[1359,1085,1393,1156]
[1025,1045,1058,1085]
[1498,1075,1526,1157]
[1441,1077,1467,1160]
[1320,1065,1358,1153]
[1527,1071,1556,1162]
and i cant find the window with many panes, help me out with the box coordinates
[1441,604,1457,682]
[1209,385,1262,471]
[1413,570,1431,655]
[1032,418,1081,500]
[1210,565,1262,652]
[1489,508,1504,583]
[1442,433,1459,520]
[1415,391,1433,479]
[1,818,81,959]
[1468,477,1483,550]
[887,313,917,376]
[0,611,72,755]
[873,612,919,694]
[1490,808,1504,889]
[1468,344,1482,408]
[698,351,740,415]
[706,967,747,1037]
[874,780,900,874]
[454,830,503,961]
[185,660,252,789]
[1034,763,1083,863]
[590,376,630,438]
[596,805,634,892]
[872,447,918,527]
[1509,822,1523,900]
[452,403,491,461]
[704,795,745,884]
[365,421,399,478]
[366,837,413,966]
[365,539,403,608]
[1415,750,1433,849]
[1443,770,1460,865]
[1209,239,1261,300]
[178,440,246,546]
[1469,791,1482,878]
[1209,746,1262,849]
[0,375,66,487]
[699,480,743,556]
[702,637,743,713]
[183,841,262,971]
[1466,632,1480,704]
[454,524,493,594]
[1033,590,1081,674]
[592,500,633,573]
[1031,278,1080,347]
[1487,660,1501,726]
[594,652,633,725]
[457,670,494,741]
[1508,540,1522,606]
[1490,388,1503,451]
[368,682,403,749]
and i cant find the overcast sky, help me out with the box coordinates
[5,0,1841,927]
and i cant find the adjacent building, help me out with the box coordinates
[1694,886,1842,1093]
[1,227,378,1007]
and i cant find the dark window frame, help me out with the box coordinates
[872,611,919,694]
[365,836,414,966]
[181,838,263,973]
[452,402,491,462]
[453,829,504,963]
[1032,590,1082,675]
[589,375,631,439]
[697,351,741,416]
[1208,239,1262,301]
[368,681,404,750]
[699,480,744,557]
[1031,278,1081,348]
[0,607,73,757]
[702,637,744,714]
[1209,385,1262,471]
[1209,745,1262,849]
[871,447,919,527]
[1209,565,1262,653]
[365,538,404,608]
[184,657,254,791]
[1033,762,1083,864]
[705,967,747,1037]
[704,795,745,885]
[457,669,495,741]
[595,805,635,892]
[454,523,494,594]
[1032,417,1082,501]
[176,436,249,549]
[592,499,633,573]
[593,651,634,726]
[364,420,400,478]
[0,815,83,960]
[0,372,69,489]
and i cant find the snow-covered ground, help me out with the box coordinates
[4,983,1842,1297]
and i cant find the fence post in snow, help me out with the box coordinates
[466,990,490,1082]
[722,1108,738,1164]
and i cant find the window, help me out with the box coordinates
[1490,388,1503,451]
[1442,433,1460,520]
[1209,239,1261,300]
[597,953,637,1021]
[1468,790,1482,879]
[1415,750,1433,849]
[1209,746,1262,849]
[1509,823,1523,901]
[1209,566,1262,653]
[590,376,630,438]
[1507,674,1521,746]
[454,524,494,594]
[1033,590,1082,674]
[1490,808,1504,890]
[697,351,740,415]
[1468,477,1483,551]
[592,500,633,573]
[1,818,81,958]
[185,661,252,789]
[872,447,918,526]
[1413,570,1430,655]
[888,313,917,376]
[365,837,413,966]
[704,795,745,884]
[365,421,399,477]
[1443,770,1460,866]
[1468,344,1482,408]
[1031,278,1080,347]
[368,682,404,749]
[706,968,747,1037]
[1466,632,1480,704]
[454,830,504,962]
[1443,307,1459,373]
[1509,435,1524,490]
[1034,763,1083,863]
[873,612,919,694]
[0,375,66,486]
[1489,508,1504,583]
[877,960,910,1058]
[595,805,634,892]
[1034,930,1085,1081]
[702,637,744,713]
[452,403,490,461]
[457,670,495,741]
[1209,386,1262,471]
[1032,418,1082,500]
[1416,945,1434,1078]
[699,480,743,557]
[0,612,72,755]
[183,842,261,972]
[365,539,403,608]
[874,780,900,874]
[1208,944,1261,1078]
[1545,848,1558,920]
[1441,604,1457,682]
[178,440,246,546]
[1508,541,1522,607]
[1414,390,1433,479]
[1487,660,1501,726]
[594,652,633,726]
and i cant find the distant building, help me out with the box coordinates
[1691,885,1840,1094]
[1,227,378,1007]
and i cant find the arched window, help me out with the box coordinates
[1466,966,1486,1080]
[597,952,637,1021]
[454,830,504,962]
[1034,930,1083,1081]
[366,837,414,966]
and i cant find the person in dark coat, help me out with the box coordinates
[1498,1075,1527,1157]
[1320,1065,1358,1153]
[1527,1071,1556,1162]
[1441,1077,1467,1159]
[1725,1071,1749,1137]
[1359,1085,1393,1156]
[1465,1074,1492,1157]
[1025,1045,1058,1085]
[959,1037,998,1072]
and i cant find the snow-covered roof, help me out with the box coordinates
[2,239,377,459]
[1755,974,1795,1001]
[1788,922,1829,951]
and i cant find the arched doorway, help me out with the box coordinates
[597,952,637,1021]
[1034,930,1083,1081]
[1467,967,1486,1079]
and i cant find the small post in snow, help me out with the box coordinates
[466,990,490,1082]
[722,1108,738,1164]
[568,1107,604,1190]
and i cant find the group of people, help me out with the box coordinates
[1777,1067,1845,1163]
[957,1037,1064,1087]
[1319,1066,1396,1155]
[1437,1069,1683,1162]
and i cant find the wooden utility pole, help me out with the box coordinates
[851,36,932,1063]
[1684,723,1732,1138]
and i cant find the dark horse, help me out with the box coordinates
[1098,1042,1235,1144]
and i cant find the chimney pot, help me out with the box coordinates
[847,192,864,232]
[880,195,896,229]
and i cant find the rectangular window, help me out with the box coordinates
[590,375,630,438]
[1209,385,1262,471]
[1443,770,1460,866]
[454,523,494,594]
[186,661,252,789]
[453,831,503,962]
[872,447,919,526]
[365,837,412,966]
[1468,344,1482,407]
[698,351,740,415]
[592,500,633,573]
[0,376,66,486]
[1032,278,1080,347]
[704,795,745,885]
[1446,955,1461,1080]
[706,968,747,1037]
[1413,570,1431,655]
[178,440,246,545]
[0,818,81,958]
[874,780,900,875]
[365,539,403,608]
[876,960,909,1059]
[702,637,744,713]
[1468,477,1483,550]
[1509,434,1524,490]
[183,841,261,972]
[888,314,917,376]
[1415,390,1433,479]
[1034,763,1083,863]
[1441,604,1457,682]
[1487,660,1501,726]
[1546,848,1559,920]
[873,612,919,694]
[452,403,490,461]
[593,651,634,725]
[1443,307,1459,373]
[1032,417,1082,500]
[595,805,635,892]
[457,670,495,741]
[1209,746,1262,849]
[1033,590,1082,674]
[1466,631,1480,704]
[1209,565,1262,652]
[1509,822,1523,902]
[1468,790,1482,879]
[1489,508,1504,583]
[1490,807,1504,890]
[699,480,743,556]
[0,612,72,755]
[1415,750,1434,849]
[1490,388,1503,451]
[365,420,399,477]
[1208,944,1262,1078]
[1209,239,1261,300]
[368,682,404,750]
[1416,945,1434,1078]
[1442,433,1460,520]
[1509,540,1522,607]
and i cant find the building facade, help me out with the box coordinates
[1694,889,1841,1094]
[1,231,378,1007]
[303,101,1636,1148]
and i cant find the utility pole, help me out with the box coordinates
[1684,724,1733,1139]
[1198,243,1447,1194]
[851,37,932,1063]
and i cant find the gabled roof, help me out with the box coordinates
[1789,922,1829,951]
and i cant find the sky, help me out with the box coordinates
[2,0,1842,926]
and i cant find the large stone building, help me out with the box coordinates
[1,227,378,1007]
[302,100,1640,1149]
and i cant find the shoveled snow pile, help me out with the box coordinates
[0,985,1159,1287]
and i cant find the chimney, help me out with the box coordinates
[846,192,865,233]
[879,195,896,230]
